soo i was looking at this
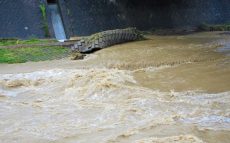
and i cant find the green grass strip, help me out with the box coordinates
[0,39,56,47]
[0,46,69,64]
[199,23,230,31]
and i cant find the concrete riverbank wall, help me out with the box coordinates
[0,0,229,39]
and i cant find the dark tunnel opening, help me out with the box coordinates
[113,0,230,30]
[47,0,57,4]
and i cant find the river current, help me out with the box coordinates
[0,32,230,143]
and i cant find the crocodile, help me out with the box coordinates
[71,28,145,53]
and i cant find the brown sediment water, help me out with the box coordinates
[0,32,230,143]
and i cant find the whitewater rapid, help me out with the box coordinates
[0,32,230,143]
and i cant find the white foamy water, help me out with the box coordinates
[0,68,229,143]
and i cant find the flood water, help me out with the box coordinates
[0,32,230,143]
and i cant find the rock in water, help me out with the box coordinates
[71,28,145,53]
[70,52,85,60]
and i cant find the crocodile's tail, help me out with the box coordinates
[71,28,145,53]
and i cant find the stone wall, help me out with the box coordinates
[0,0,45,39]
[66,0,230,36]
[0,0,230,38]
[64,0,126,36]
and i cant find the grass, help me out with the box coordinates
[199,23,230,31]
[0,38,56,46]
[39,4,50,37]
[0,46,70,64]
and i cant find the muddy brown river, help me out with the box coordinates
[0,32,230,143]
